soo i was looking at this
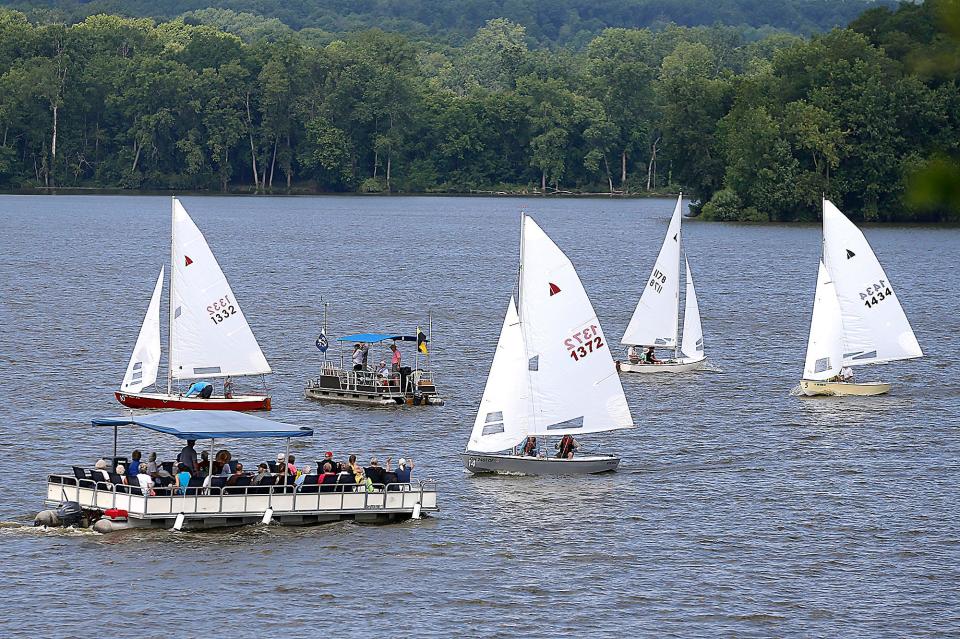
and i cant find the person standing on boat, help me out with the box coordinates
[395,458,414,485]
[352,344,364,371]
[179,440,198,474]
[223,376,234,399]
[389,343,402,372]
[361,344,370,370]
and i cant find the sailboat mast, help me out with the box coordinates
[674,192,682,358]
[167,196,175,395]
[518,210,526,321]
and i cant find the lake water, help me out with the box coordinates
[1,194,958,636]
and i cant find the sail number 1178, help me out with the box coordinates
[565,325,605,362]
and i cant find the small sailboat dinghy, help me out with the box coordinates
[798,200,922,397]
[619,194,707,373]
[115,198,272,411]
[461,213,634,475]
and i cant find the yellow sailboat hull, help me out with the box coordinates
[799,380,891,397]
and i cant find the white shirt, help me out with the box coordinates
[136,473,154,491]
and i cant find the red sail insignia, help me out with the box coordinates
[185,255,193,266]
[549,282,561,296]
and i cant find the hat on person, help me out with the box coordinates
[389,343,397,349]
[276,453,285,462]
[116,465,125,474]
[95,459,107,470]
[324,451,333,458]
[398,458,406,468]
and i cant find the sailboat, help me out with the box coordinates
[461,213,634,475]
[115,197,273,410]
[620,194,706,373]
[798,199,922,396]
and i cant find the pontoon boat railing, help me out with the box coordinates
[47,474,436,518]
[308,367,436,394]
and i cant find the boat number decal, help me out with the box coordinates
[207,295,237,324]
[649,268,667,293]
[860,280,893,309]
[565,324,605,362]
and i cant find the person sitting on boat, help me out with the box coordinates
[225,463,246,487]
[252,463,271,486]
[522,436,538,457]
[115,465,128,484]
[365,457,387,486]
[395,458,413,485]
[135,466,155,496]
[175,463,191,495]
[146,452,159,476]
[185,381,214,398]
[627,346,640,364]
[336,463,356,490]
[839,366,854,382]
[352,344,364,371]
[389,343,402,372]
[216,450,233,475]
[128,450,142,477]
[94,459,110,482]
[287,455,298,477]
[294,464,312,490]
[556,435,578,459]
[196,450,209,476]
[376,360,389,378]
[320,451,339,473]
[643,347,661,364]
[223,376,234,399]
[179,440,198,474]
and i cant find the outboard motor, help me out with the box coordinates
[55,501,83,527]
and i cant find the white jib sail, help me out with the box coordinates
[821,200,922,366]
[803,261,845,380]
[467,297,532,453]
[680,258,705,361]
[621,194,682,347]
[169,198,271,380]
[120,267,164,393]
[519,216,634,437]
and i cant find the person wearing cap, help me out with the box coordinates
[321,451,338,473]
[395,458,414,485]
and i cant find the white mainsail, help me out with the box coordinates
[802,261,845,380]
[519,216,634,437]
[680,258,705,361]
[169,198,271,380]
[120,267,164,393]
[821,200,922,366]
[467,298,533,453]
[622,194,682,347]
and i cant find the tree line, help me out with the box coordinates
[0,0,958,221]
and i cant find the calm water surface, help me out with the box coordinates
[1,195,958,636]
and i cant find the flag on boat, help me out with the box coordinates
[316,332,328,353]
[417,328,428,355]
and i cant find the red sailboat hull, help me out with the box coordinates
[114,391,271,411]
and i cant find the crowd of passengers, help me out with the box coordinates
[79,441,416,497]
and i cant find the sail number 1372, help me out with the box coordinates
[565,325,604,362]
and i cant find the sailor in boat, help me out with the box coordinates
[557,435,578,459]
[223,376,234,399]
[627,345,640,364]
[185,381,214,399]
[643,347,662,364]
[522,436,538,457]
[837,366,854,382]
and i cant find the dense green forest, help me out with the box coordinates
[1,0,896,45]
[0,0,958,221]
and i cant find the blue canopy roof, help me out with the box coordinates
[92,411,313,440]
[336,333,415,343]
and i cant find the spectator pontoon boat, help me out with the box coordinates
[36,411,437,532]
[305,332,444,407]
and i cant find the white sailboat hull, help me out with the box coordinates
[799,380,891,397]
[461,452,620,475]
[619,356,707,374]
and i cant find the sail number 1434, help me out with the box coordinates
[861,280,893,309]
[565,325,605,362]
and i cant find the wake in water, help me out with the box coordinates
[0,521,101,537]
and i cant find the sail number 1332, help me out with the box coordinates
[208,295,236,324]
[565,325,604,362]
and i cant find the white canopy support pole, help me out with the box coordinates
[113,425,118,460]
[208,438,215,479]
[283,437,290,483]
